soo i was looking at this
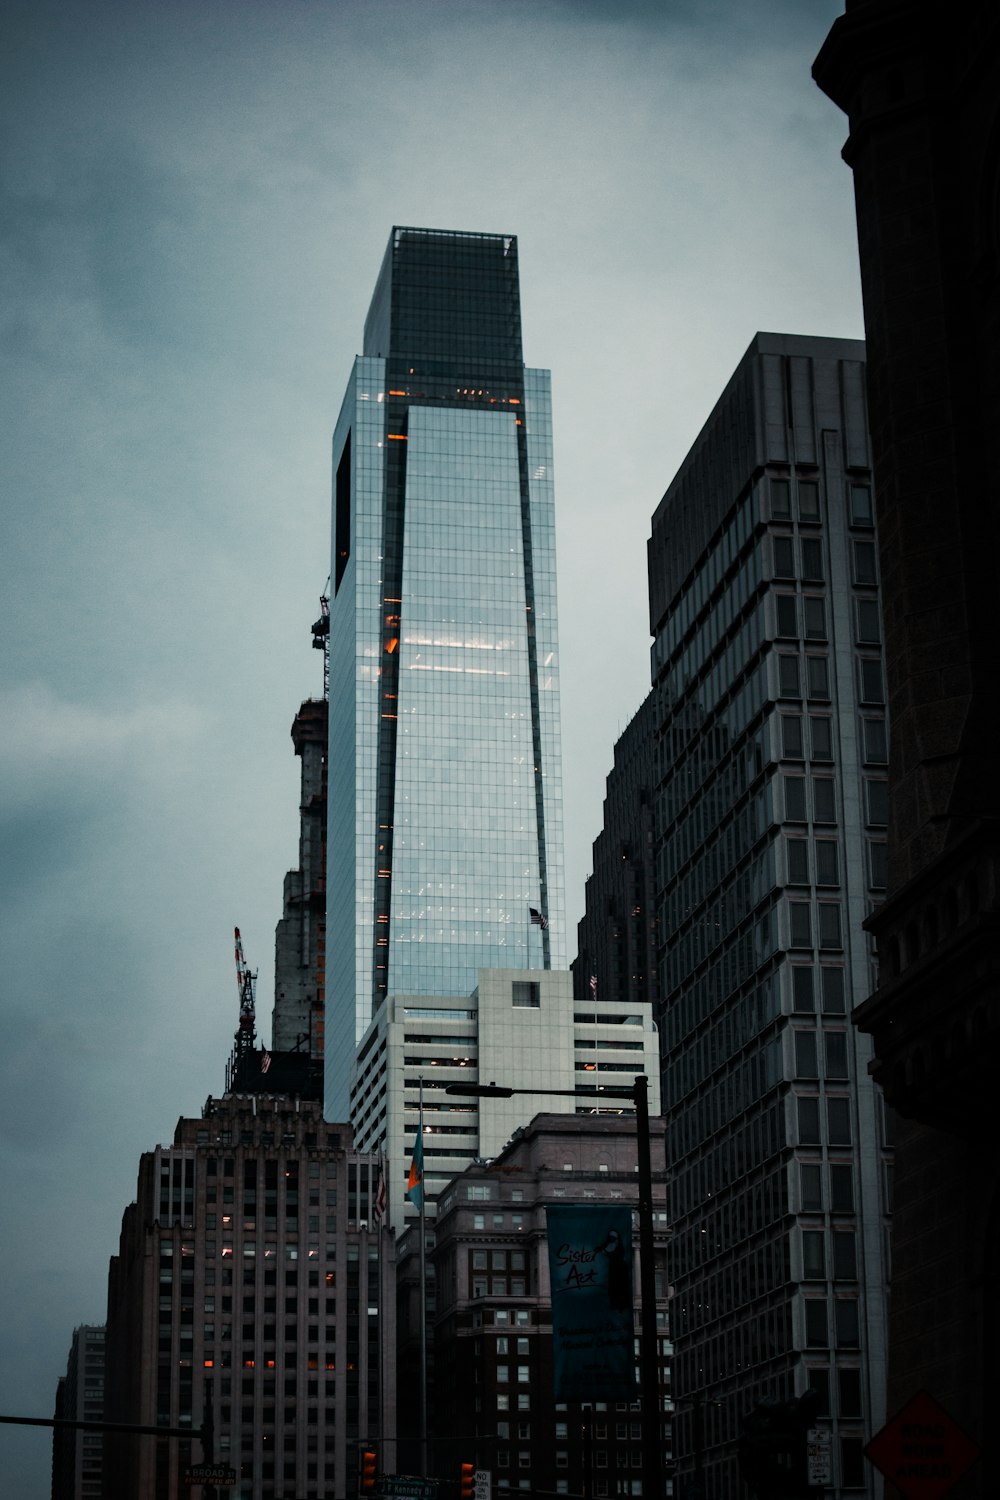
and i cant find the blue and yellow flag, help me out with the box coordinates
[405,1123,424,1210]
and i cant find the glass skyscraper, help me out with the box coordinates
[325,227,565,1117]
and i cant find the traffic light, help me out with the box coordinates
[460,1462,475,1500]
[361,1450,378,1494]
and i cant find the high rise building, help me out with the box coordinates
[573,690,660,1017]
[50,1325,105,1500]
[325,227,566,1118]
[815,5,1000,1475]
[272,696,328,1060]
[648,333,892,1499]
[103,1095,394,1500]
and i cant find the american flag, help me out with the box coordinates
[589,973,598,1002]
[529,906,549,930]
[372,1155,387,1226]
[261,1051,272,1074]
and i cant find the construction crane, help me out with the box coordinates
[312,583,330,700]
[225,926,259,1094]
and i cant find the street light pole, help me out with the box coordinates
[445,1076,663,1500]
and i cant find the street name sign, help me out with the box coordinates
[864,1390,980,1500]
[183,1463,237,1487]
[374,1477,439,1500]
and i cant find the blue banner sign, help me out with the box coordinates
[546,1203,636,1401]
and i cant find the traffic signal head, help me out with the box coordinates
[362,1450,377,1493]
[460,1462,475,1500]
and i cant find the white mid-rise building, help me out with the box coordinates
[349,967,660,1232]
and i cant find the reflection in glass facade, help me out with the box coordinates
[325,228,565,1117]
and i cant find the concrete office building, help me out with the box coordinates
[325,226,566,1120]
[102,1094,395,1500]
[573,690,660,1018]
[350,967,661,1232]
[272,696,328,1061]
[428,1113,671,1497]
[815,6,1000,1480]
[50,1325,105,1500]
[648,334,893,1498]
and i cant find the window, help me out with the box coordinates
[801,539,824,580]
[849,483,873,526]
[852,540,877,585]
[798,1098,821,1145]
[818,903,842,950]
[842,1436,866,1488]
[835,1300,860,1348]
[784,775,807,821]
[856,599,881,643]
[773,537,795,577]
[799,481,820,521]
[776,595,798,638]
[792,967,815,1012]
[786,839,809,885]
[805,1300,828,1347]
[821,967,846,1014]
[778,655,801,697]
[863,718,888,764]
[825,1031,849,1080]
[512,982,540,1009]
[795,1031,818,1079]
[800,1163,822,1212]
[859,658,884,704]
[789,901,812,948]
[803,596,826,639]
[865,779,888,826]
[869,842,888,890]
[810,716,833,761]
[781,714,803,759]
[815,839,839,887]
[832,1232,857,1281]
[802,1230,825,1279]
[807,656,830,699]
[771,478,791,518]
[813,778,836,823]
[829,1165,854,1212]
[828,1098,852,1145]
[838,1368,862,1418]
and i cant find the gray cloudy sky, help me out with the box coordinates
[0,0,858,1490]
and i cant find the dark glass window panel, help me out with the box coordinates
[829,1164,854,1212]
[798,481,821,521]
[801,539,824,580]
[819,903,842,949]
[770,479,791,518]
[838,1368,862,1419]
[789,901,812,948]
[859,658,884,704]
[792,967,815,1012]
[798,1098,821,1144]
[805,1300,828,1347]
[795,1031,818,1079]
[849,484,873,525]
[813,778,836,823]
[787,839,810,885]
[853,541,877,585]
[807,1368,830,1415]
[800,1163,822,1211]
[802,1230,825,1279]
[807,656,830,699]
[863,717,888,764]
[815,840,839,886]
[869,842,888,889]
[779,654,801,697]
[773,537,795,577]
[803,596,827,639]
[785,775,807,821]
[832,1232,857,1281]
[828,1098,852,1145]
[856,599,881,643]
[782,715,804,759]
[834,1300,860,1347]
[810,716,833,761]
[776,595,798,637]
[865,779,888,825]
[825,1031,849,1079]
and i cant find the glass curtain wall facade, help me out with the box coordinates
[648,334,892,1500]
[326,228,565,1117]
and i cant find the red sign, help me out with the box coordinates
[864,1390,980,1500]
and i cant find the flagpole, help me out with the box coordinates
[418,1077,428,1477]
